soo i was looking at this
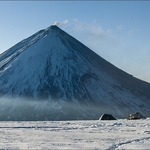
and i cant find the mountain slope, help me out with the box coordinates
[0,25,150,120]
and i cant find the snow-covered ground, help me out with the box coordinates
[0,119,150,149]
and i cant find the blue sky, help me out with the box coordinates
[0,1,150,82]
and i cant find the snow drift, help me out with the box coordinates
[0,25,150,120]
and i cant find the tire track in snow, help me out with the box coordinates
[108,136,150,150]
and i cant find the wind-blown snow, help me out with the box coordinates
[0,119,150,149]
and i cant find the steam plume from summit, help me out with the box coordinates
[53,19,68,26]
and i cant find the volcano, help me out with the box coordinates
[0,25,150,120]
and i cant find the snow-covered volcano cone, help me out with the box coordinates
[0,25,150,120]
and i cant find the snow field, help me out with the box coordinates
[0,118,150,149]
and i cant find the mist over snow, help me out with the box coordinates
[0,97,105,121]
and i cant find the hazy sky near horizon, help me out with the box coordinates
[0,1,150,82]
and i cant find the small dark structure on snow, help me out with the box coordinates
[126,112,146,120]
[99,114,116,120]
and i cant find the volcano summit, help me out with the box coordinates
[0,25,150,120]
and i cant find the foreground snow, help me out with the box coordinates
[0,119,150,149]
